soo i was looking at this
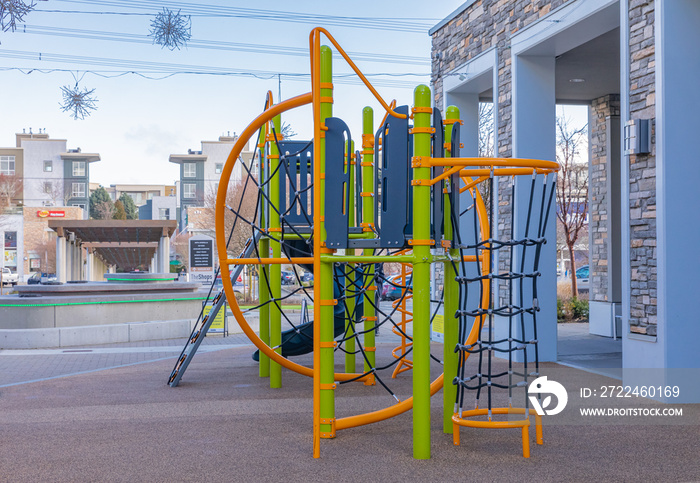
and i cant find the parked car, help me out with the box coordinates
[300,271,314,283]
[1,267,18,286]
[213,276,244,293]
[27,272,42,285]
[380,273,412,301]
[28,272,57,285]
[281,270,295,285]
[575,265,589,292]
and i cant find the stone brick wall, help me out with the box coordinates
[627,0,656,336]
[431,0,572,305]
[589,94,620,303]
[432,0,659,334]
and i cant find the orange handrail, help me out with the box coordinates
[309,27,407,120]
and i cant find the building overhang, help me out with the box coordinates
[48,220,177,271]
[48,219,177,241]
[60,153,101,162]
[169,154,208,164]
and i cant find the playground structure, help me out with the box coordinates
[168,28,559,460]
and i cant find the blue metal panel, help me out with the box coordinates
[324,118,352,249]
[432,108,444,243]
[449,121,461,245]
[378,105,410,248]
[277,140,314,228]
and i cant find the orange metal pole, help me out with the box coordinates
[310,28,323,459]
[224,257,314,265]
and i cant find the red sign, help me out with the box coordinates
[37,210,66,218]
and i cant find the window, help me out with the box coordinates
[4,231,17,248]
[183,183,196,199]
[184,163,196,178]
[215,163,223,174]
[159,208,170,220]
[43,160,53,172]
[43,181,52,194]
[0,156,15,175]
[125,192,142,204]
[71,182,86,198]
[72,203,86,210]
[72,161,86,177]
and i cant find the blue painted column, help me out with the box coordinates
[511,54,557,362]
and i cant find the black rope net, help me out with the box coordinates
[212,117,445,403]
[450,172,556,420]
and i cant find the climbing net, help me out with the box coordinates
[450,168,557,457]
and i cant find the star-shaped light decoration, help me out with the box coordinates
[0,0,35,32]
[149,8,191,51]
[59,84,98,120]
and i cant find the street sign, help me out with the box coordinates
[189,234,215,284]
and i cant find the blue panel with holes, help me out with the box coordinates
[277,140,314,228]
[324,117,352,249]
[378,105,409,248]
[432,108,444,244]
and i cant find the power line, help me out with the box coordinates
[42,0,438,33]
[0,49,429,88]
[18,24,430,66]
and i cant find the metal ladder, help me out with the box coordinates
[168,232,261,387]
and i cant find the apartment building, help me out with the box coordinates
[0,130,100,211]
[1,131,99,280]
[169,134,256,230]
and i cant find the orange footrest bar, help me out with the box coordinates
[452,407,543,458]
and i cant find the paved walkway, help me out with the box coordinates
[0,312,620,388]
[0,335,697,482]
[557,322,622,379]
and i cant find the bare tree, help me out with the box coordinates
[172,230,190,269]
[476,102,495,214]
[44,179,74,206]
[0,173,22,210]
[555,115,588,296]
[31,236,56,273]
[0,173,22,231]
[203,180,258,259]
[478,102,495,158]
[93,200,115,220]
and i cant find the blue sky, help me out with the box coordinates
[0,0,458,185]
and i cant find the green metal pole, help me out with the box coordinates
[413,84,432,459]
[258,125,270,378]
[319,45,336,438]
[443,105,460,432]
[270,112,282,389]
[361,106,376,376]
[345,140,356,373]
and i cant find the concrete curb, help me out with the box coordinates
[0,319,197,349]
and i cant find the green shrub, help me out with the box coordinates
[569,297,589,320]
[557,298,566,322]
